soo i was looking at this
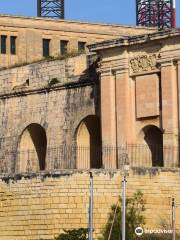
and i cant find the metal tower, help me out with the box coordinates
[136,0,176,29]
[37,0,65,19]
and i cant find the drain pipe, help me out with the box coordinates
[172,197,176,240]
[88,172,93,240]
[121,175,127,240]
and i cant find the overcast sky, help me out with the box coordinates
[0,0,180,27]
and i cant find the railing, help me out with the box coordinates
[0,144,179,174]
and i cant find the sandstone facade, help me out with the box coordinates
[89,29,180,169]
[0,15,180,240]
[0,169,179,240]
[0,54,100,172]
[0,29,180,171]
[0,15,155,69]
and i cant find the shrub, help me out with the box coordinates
[55,228,88,240]
[101,191,180,240]
[100,190,145,240]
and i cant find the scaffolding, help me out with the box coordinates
[136,0,176,29]
[37,0,65,19]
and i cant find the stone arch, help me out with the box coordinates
[17,123,47,172]
[142,125,163,167]
[76,115,102,169]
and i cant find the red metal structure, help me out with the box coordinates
[136,0,176,29]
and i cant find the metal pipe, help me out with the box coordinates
[108,201,119,240]
[121,175,126,240]
[88,172,93,240]
[172,197,176,240]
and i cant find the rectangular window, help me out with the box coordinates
[10,36,17,55]
[60,40,68,55]
[78,41,86,52]
[1,35,7,54]
[43,39,50,57]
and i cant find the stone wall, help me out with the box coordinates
[0,15,156,68]
[0,168,179,240]
[0,55,100,172]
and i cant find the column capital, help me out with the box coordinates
[112,66,129,75]
[173,57,180,65]
[157,58,174,67]
[99,57,129,76]
[98,67,112,77]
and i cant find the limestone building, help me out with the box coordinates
[0,15,155,69]
[89,29,180,169]
[0,14,180,240]
[0,14,179,172]
[0,15,156,173]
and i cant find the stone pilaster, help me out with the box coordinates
[99,54,134,168]
[100,65,117,168]
[160,59,178,167]
[113,63,134,146]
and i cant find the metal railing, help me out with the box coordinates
[0,144,179,174]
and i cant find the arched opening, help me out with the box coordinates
[143,125,163,167]
[76,115,102,169]
[17,123,47,172]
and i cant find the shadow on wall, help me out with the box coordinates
[143,125,163,167]
[15,115,102,173]
[17,123,47,172]
[75,115,102,169]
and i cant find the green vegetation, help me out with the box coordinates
[48,78,60,87]
[54,191,180,240]
[100,190,145,240]
[57,49,86,60]
[100,191,180,240]
[55,228,88,240]
[0,49,86,71]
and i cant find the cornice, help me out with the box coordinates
[88,29,180,52]
[157,58,174,67]
[0,80,93,99]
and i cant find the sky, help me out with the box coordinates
[0,0,180,27]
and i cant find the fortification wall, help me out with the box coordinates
[0,55,100,172]
[0,54,89,92]
[0,168,179,240]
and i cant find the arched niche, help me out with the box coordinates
[17,123,47,172]
[142,125,163,167]
[76,115,102,169]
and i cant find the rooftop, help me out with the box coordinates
[0,14,156,31]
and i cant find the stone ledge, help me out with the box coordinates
[0,80,93,99]
[0,167,179,183]
[88,29,180,52]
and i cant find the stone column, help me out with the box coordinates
[100,66,117,169]
[160,59,178,167]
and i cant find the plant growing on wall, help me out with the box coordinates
[55,228,88,240]
[48,78,60,87]
[58,49,85,60]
